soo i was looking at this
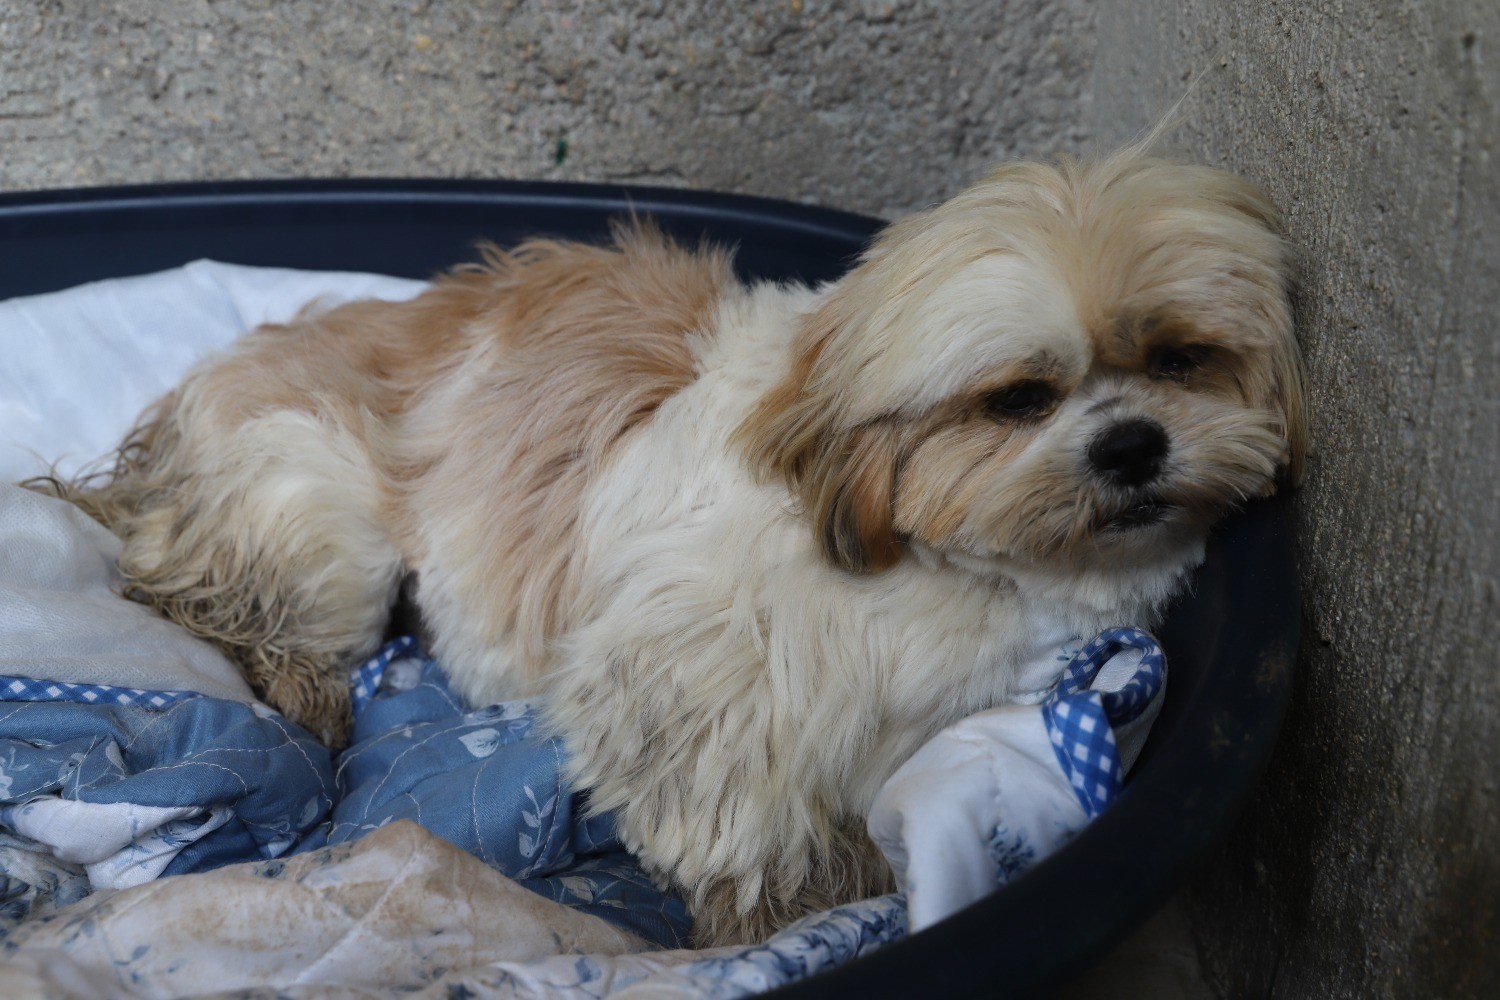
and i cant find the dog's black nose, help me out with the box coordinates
[1089,419,1169,486]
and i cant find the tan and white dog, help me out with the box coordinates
[58,147,1304,945]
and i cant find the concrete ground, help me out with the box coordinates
[1061,899,1217,1000]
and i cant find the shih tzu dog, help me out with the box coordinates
[56,147,1304,946]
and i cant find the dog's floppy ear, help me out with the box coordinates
[737,290,903,573]
[811,424,902,573]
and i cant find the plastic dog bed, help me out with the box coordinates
[0,179,1299,997]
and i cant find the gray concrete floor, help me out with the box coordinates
[1058,897,1216,1000]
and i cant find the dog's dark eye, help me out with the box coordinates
[1149,346,1209,382]
[984,381,1056,420]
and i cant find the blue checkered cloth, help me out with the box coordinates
[0,676,203,710]
[348,634,418,714]
[1040,626,1165,818]
[0,631,416,716]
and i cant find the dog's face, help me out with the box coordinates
[741,154,1305,576]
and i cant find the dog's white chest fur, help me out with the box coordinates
[486,285,1154,869]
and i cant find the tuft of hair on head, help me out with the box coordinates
[1073,91,1308,485]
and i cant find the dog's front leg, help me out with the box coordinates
[547,625,895,946]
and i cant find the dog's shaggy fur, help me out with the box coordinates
[50,148,1304,945]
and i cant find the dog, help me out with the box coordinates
[54,146,1304,946]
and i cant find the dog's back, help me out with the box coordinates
[394,225,736,705]
[66,223,731,743]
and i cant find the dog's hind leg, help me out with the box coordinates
[82,378,405,746]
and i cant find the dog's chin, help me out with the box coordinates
[1093,489,1227,547]
[1097,495,1177,533]
[977,491,1224,578]
[931,505,1204,583]
[1070,518,1194,577]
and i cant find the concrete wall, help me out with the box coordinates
[4,2,1497,996]
[0,0,1091,218]
[1092,2,1500,997]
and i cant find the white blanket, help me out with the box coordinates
[0,482,253,697]
[0,259,424,484]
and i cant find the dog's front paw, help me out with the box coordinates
[243,647,354,748]
[684,820,896,947]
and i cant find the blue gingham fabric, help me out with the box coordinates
[1041,626,1166,818]
[347,633,418,714]
[0,675,203,710]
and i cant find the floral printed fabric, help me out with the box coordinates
[311,643,693,949]
[0,820,907,999]
[0,637,908,996]
[0,695,336,924]
[0,639,692,950]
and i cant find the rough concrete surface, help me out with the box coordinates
[4,2,1498,998]
[1093,2,1500,997]
[0,0,1092,218]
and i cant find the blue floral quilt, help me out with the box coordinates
[312,636,693,948]
[0,639,907,997]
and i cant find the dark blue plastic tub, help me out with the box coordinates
[0,179,1298,997]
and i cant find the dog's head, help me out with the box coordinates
[739,151,1305,577]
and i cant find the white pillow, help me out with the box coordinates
[0,259,425,483]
